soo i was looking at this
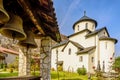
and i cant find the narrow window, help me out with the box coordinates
[85,23,88,29]
[104,32,105,36]
[68,48,71,55]
[56,49,58,54]
[105,42,107,49]
[56,49,58,63]
[79,56,83,62]
[91,57,94,63]
[78,25,79,31]
[92,24,94,30]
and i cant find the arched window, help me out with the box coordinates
[68,48,71,55]
[104,32,105,35]
[85,23,88,29]
[56,49,58,54]
[79,56,83,62]
[92,24,94,30]
[78,25,79,31]
[91,57,94,63]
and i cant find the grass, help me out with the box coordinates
[51,71,88,80]
[0,72,18,77]
[1,69,119,80]
[0,69,88,80]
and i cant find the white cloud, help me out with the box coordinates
[59,0,81,30]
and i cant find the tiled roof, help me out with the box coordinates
[86,27,109,37]
[73,15,97,29]
[99,36,118,43]
[70,41,84,49]
[77,46,96,55]
[62,40,84,51]
[68,29,90,38]
[52,40,68,49]
[52,40,84,51]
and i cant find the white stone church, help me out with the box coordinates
[51,13,117,73]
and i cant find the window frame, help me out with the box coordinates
[68,48,71,55]
[79,56,83,62]
[85,23,88,29]
[91,57,94,63]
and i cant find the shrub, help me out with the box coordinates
[58,65,63,71]
[51,68,55,71]
[77,67,86,75]
[8,63,14,68]
[3,65,7,71]
[0,63,4,68]
[36,65,40,71]
[9,68,13,73]
[8,63,15,73]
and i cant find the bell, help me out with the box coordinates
[0,0,10,24]
[18,30,37,49]
[0,14,26,40]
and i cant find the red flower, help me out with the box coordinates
[110,57,112,60]
[93,66,95,69]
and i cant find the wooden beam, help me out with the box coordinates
[17,0,45,35]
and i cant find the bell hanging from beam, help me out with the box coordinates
[0,0,10,24]
[0,14,27,41]
[18,30,37,51]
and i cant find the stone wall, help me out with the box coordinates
[40,36,52,80]
[18,36,52,80]
[19,47,31,76]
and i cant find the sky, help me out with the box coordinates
[53,0,120,57]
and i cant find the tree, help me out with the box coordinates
[113,56,120,73]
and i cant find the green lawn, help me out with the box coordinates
[0,72,18,77]
[0,69,119,80]
[0,70,89,80]
[51,71,88,80]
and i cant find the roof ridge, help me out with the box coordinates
[76,46,96,55]
[86,27,107,37]
[52,40,69,48]
[99,36,118,43]
[69,40,84,49]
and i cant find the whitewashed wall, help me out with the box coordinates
[60,42,79,72]
[51,45,65,70]
[98,29,108,38]
[99,40,115,72]
[69,31,88,47]
[88,49,96,73]
[74,21,95,33]
[86,36,96,47]
[78,54,89,72]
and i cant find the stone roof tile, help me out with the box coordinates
[77,46,96,55]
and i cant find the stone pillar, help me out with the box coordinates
[19,47,31,76]
[40,36,51,80]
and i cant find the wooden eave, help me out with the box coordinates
[3,0,61,42]
[0,47,18,55]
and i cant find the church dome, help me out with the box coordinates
[73,12,97,30]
